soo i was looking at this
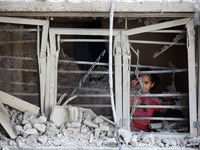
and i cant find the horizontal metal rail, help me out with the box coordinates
[129,40,186,45]
[10,93,39,96]
[0,56,36,60]
[150,30,186,33]
[0,40,36,44]
[58,70,109,74]
[58,59,109,66]
[0,29,38,32]
[0,68,38,72]
[131,105,188,109]
[60,38,185,46]
[130,69,188,74]
[131,117,188,121]
[130,93,188,97]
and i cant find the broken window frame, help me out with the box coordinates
[114,17,197,136]
[48,17,197,136]
[0,17,49,113]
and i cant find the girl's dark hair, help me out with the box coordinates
[140,68,160,90]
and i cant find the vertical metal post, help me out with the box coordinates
[186,18,198,136]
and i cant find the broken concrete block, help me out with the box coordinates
[130,135,138,147]
[118,128,132,145]
[22,119,29,125]
[83,115,98,128]
[64,128,79,135]
[107,127,115,138]
[26,134,38,146]
[34,124,46,133]
[102,138,117,147]
[162,138,177,146]
[100,123,109,132]
[82,108,97,120]
[38,135,48,145]
[81,127,88,134]
[89,133,93,144]
[95,128,100,138]
[30,115,47,125]
[23,123,32,130]
[13,125,23,135]
[93,116,103,124]
[23,128,38,139]
[23,111,33,120]
[16,136,26,148]
[8,140,17,147]
[142,134,155,145]
[68,121,81,128]
[50,106,79,127]
[45,128,59,137]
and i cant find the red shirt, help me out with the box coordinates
[130,96,161,131]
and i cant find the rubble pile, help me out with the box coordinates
[0,105,200,149]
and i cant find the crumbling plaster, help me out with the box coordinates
[0,0,199,13]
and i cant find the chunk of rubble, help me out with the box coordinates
[142,134,155,145]
[118,128,132,145]
[93,116,103,124]
[82,108,97,120]
[83,115,98,128]
[102,138,117,147]
[162,137,177,146]
[22,128,38,139]
[50,106,80,127]
[34,124,46,133]
[13,125,23,135]
[130,135,138,147]
[38,135,48,145]
[100,123,109,132]
[23,123,32,130]
[64,128,79,135]
[94,128,100,138]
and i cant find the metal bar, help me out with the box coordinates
[60,39,109,42]
[11,82,37,86]
[129,40,186,45]
[150,30,186,33]
[0,40,36,44]
[130,93,188,97]
[58,60,109,66]
[67,104,112,108]
[131,105,188,109]
[0,29,38,32]
[130,69,188,74]
[58,70,109,74]
[0,56,36,60]
[0,68,38,72]
[131,117,188,121]
[9,93,39,96]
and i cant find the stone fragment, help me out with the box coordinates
[64,128,79,135]
[23,123,32,130]
[38,135,48,145]
[102,138,117,147]
[23,111,33,121]
[142,134,155,145]
[26,134,38,146]
[21,119,29,125]
[8,140,17,147]
[82,108,97,120]
[95,128,100,138]
[162,138,177,146]
[30,116,47,125]
[45,128,59,137]
[23,128,38,139]
[89,133,93,143]
[93,116,103,124]
[50,106,79,127]
[81,128,88,134]
[100,123,109,132]
[118,128,132,144]
[130,135,138,147]
[13,125,23,135]
[83,115,98,128]
[34,124,46,133]
[16,137,25,148]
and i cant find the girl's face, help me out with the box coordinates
[140,75,155,91]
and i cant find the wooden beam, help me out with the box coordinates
[121,33,131,130]
[114,34,123,125]
[0,91,40,115]
[186,18,198,136]
[0,111,17,139]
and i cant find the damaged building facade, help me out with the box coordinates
[0,0,200,149]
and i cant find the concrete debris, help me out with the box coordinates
[50,106,80,127]
[33,123,46,133]
[142,134,155,145]
[130,135,138,147]
[118,128,132,144]
[83,115,98,128]
[1,105,200,149]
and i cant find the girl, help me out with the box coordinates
[130,68,161,132]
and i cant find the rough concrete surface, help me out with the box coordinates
[0,105,200,150]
